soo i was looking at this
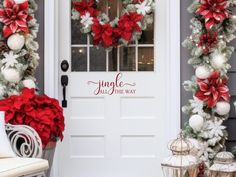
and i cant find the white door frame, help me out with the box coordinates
[44,0,181,176]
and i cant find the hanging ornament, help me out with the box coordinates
[215,101,230,116]
[195,65,211,79]
[22,79,36,89]
[211,53,226,69]
[14,0,28,4]
[189,115,204,132]
[1,68,21,83]
[7,33,25,51]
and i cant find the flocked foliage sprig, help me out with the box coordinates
[0,0,39,99]
[182,0,236,168]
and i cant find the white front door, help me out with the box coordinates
[57,0,178,177]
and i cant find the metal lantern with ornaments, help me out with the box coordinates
[209,151,236,177]
[161,132,200,177]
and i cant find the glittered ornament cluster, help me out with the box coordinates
[182,0,236,170]
[0,0,39,98]
[72,0,155,48]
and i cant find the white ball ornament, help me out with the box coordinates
[189,115,204,132]
[7,33,25,51]
[215,101,230,115]
[211,53,226,69]
[23,79,36,89]
[13,0,27,4]
[195,65,210,79]
[2,68,21,83]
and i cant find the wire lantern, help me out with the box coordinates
[209,151,236,177]
[161,132,200,177]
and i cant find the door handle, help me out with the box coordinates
[61,60,69,72]
[61,75,69,108]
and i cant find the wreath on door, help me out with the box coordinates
[72,0,155,48]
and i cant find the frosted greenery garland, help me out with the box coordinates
[182,0,236,168]
[0,0,39,99]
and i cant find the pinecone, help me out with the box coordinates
[24,53,31,60]
[0,41,9,55]
[24,67,34,76]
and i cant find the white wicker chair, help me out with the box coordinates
[0,124,49,177]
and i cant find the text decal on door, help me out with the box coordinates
[87,73,136,95]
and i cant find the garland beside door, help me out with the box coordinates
[182,0,236,168]
[0,0,39,98]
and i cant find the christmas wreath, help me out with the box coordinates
[72,0,155,48]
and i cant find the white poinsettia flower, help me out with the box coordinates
[198,142,213,160]
[1,51,19,68]
[190,97,204,114]
[80,12,94,28]
[207,120,225,137]
[135,0,152,15]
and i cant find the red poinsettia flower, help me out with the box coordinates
[115,12,143,42]
[0,0,32,38]
[91,19,113,47]
[195,70,230,108]
[132,0,145,4]
[198,32,218,54]
[0,88,65,147]
[73,0,99,17]
[196,0,228,30]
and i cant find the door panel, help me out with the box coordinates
[58,0,171,177]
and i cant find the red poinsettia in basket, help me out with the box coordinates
[0,88,65,148]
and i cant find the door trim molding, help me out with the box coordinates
[167,0,181,139]
[44,0,181,176]
[44,0,59,98]
[44,1,59,177]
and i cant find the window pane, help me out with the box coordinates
[90,47,106,71]
[109,48,117,71]
[71,20,87,45]
[138,23,154,44]
[97,0,107,14]
[108,0,119,20]
[138,47,154,71]
[71,47,87,72]
[120,47,136,71]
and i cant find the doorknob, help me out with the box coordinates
[61,75,68,108]
[61,60,69,72]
